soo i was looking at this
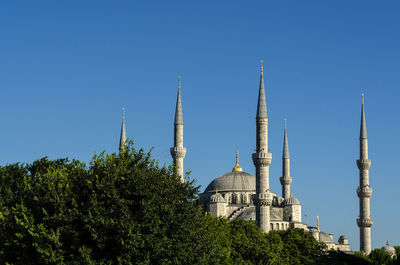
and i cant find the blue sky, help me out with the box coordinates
[1,1,399,250]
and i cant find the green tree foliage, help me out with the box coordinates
[395,246,400,258]
[200,217,325,265]
[368,248,393,265]
[320,250,371,265]
[0,145,212,264]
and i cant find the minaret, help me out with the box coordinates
[170,77,186,181]
[252,60,273,233]
[356,94,373,254]
[280,119,292,200]
[119,108,127,153]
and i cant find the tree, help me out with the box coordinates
[368,248,393,265]
[395,246,400,258]
[0,144,214,264]
[319,250,371,265]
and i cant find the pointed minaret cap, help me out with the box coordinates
[360,93,367,139]
[174,76,183,125]
[119,108,127,152]
[283,119,289,159]
[256,60,268,118]
[232,150,243,172]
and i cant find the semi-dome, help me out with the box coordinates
[210,193,226,203]
[283,196,300,206]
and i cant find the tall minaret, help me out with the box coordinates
[170,77,186,181]
[252,61,273,233]
[356,94,373,254]
[119,108,127,153]
[280,119,292,200]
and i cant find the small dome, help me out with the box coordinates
[382,241,396,257]
[210,193,226,203]
[283,196,300,206]
[338,235,348,244]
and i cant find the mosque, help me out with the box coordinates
[119,61,379,254]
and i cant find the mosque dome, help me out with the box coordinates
[204,171,255,193]
[338,235,349,245]
[382,241,396,257]
[204,151,256,193]
[283,196,300,206]
[210,193,226,203]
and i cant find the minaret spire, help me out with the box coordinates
[256,60,268,119]
[119,108,127,153]
[360,93,367,140]
[356,93,373,254]
[174,76,183,125]
[170,76,186,181]
[280,119,292,199]
[252,60,273,233]
[283,119,289,159]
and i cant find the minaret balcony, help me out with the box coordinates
[256,117,268,123]
[252,152,272,167]
[357,217,373,228]
[280,176,292,185]
[357,186,372,198]
[253,192,273,206]
[357,159,371,170]
[170,146,186,159]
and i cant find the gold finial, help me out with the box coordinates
[236,150,239,165]
[232,150,243,172]
[317,216,320,232]
[260,60,263,73]
[215,188,218,194]
[178,76,181,89]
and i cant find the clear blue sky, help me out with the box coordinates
[1,0,399,250]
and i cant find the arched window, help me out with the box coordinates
[276,223,280,230]
[271,223,274,230]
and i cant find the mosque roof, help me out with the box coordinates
[204,151,256,193]
[210,193,226,203]
[204,171,256,193]
[382,241,396,256]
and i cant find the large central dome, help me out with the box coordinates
[204,171,256,193]
[204,151,256,193]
